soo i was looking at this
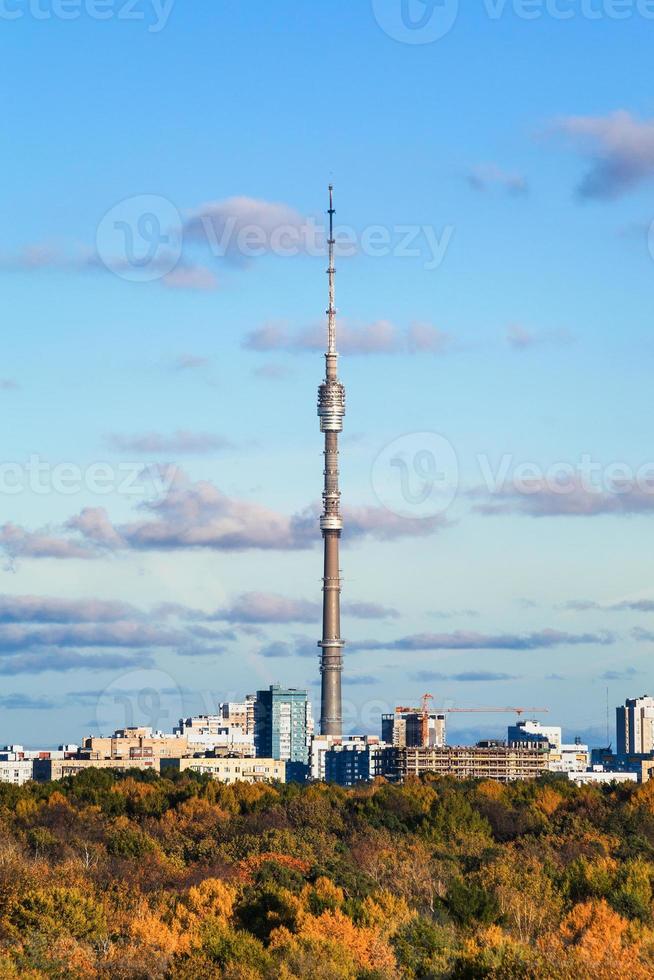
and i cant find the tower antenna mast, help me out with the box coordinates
[317,185,346,736]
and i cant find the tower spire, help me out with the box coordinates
[327,183,336,355]
[317,184,345,737]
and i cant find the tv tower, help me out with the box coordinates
[317,185,345,737]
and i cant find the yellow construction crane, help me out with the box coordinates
[395,694,549,718]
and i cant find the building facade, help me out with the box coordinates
[508,719,562,751]
[382,710,446,748]
[568,769,638,787]
[254,686,313,774]
[387,742,549,783]
[160,756,285,784]
[80,727,188,761]
[508,721,587,772]
[173,714,255,756]
[549,741,590,773]
[617,696,654,755]
[33,757,159,781]
[220,696,256,734]
[0,759,34,785]
[324,737,387,786]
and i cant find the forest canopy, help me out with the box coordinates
[1,770,654,978]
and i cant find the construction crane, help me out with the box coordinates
[395,694,549,718]
[388,695,549,750]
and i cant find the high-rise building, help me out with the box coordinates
[324,737,387,787]
[382,709,446,748]
[508,720,587,772]
[254,685,313,779]
[317,186,346,737]
[220,696,256,734]
[508,719,562,751]
[173,715,255,756]
[616,695,654,755]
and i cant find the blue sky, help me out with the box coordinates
[1,1,654,747]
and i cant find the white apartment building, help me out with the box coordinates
[310,735,384,781]
[173,714,255,756]
[617,696,654,755]
[508,720,562,751]
[550,742,590,773]
[160,756,285,784]
[0,759,34,785]
[568,768,638,787]
[508,720,589,773]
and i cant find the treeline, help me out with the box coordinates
[1,771,654,977]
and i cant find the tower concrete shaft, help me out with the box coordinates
[317,185,345,737]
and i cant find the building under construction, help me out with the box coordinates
[386,741,550,783]
[382,705,446,748]
[381,695,550,751]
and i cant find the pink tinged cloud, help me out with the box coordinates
[550,110,654,199]
[107,430,230,454]
[244,320,451,357]
[0,595,141,624]
[0,651,154,675]
[470,478,654,518]
[173,353,210,371]
[183,197,308,263]
[0,468,451,562]
[220,592,321,624]
[466,164,528,195]
[506,324,572,351]
[350,627,614,652]
[0,523,97,560]
[0,621,187,651]
[215,592,399,624]
[65,508,124,547]
[162,264,218,290]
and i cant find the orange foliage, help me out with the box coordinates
[236,852,311,884]
[544,900,652,979]
[476,780,507,801]
[534,785,564,817]
[44,792,72,811]
[290,909,398,976]
[124,902,183,957]
[359,890,413,935]
[629,780,654,815]
[184,878,235,920]
[110,777,160,802]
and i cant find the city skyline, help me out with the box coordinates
[2,5,654,747]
